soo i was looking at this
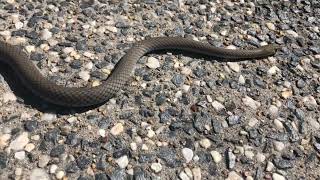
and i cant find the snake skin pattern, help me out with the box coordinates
[0,37,279,107]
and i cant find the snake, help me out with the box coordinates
[0,37,280,107]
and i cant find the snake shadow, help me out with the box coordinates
[0,61,102,115]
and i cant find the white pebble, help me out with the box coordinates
[266,22,276,31]
[24,143,35,152]
[2,92,17,103]
[40,29,52,40]
[41,113,57,121]
[79,71,90,81]
[272,173,286,180]
[226,171,243,180]
[151,163,162,173]
[199,138,211,149]
[105,26,117,33]
[9,132,29,151]
[238,75,245,84]
[146,57,160,69]
[56,171,65,179]
[212,101,225,111]
[210,151,222,163]
[110,123,124,136]
[266,161,274,171]
[179,171,191,180]
[182,85,190,92]
[227,62,240,72]
[30,168,50,180]
[273,141,285,151]
[38,155,51,168]
[14,151,26,160]
[286,30,299,38]
[192,167,201,180]
[130,142,137,151]
[15,168,23,176]
[242,96,261,110]
[256,153,266,163]
[181,67,192,75]
[182,148,194,163]
[267,66,281,75]
[49,164,58,174]
[99,129,106,137]
[248,118,258,127]
[115,156,129,169]
[15,21,24,29]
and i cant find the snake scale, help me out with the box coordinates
[0,37,279,107]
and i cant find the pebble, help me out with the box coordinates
[30,168,50,180]
[41,113,57,121]
[192,167,201,180]
[199,138,211,149]
[56,171,65,179]
[105,26,117,33]
[115,156,129,169]
[248,118,258,127]
[273,141,285,151]
[9,132,29,151]
[146,57,160,69]
[14,151,25,160]
[179,171,191,180]
[267,66,281,75]
[242,96,261,110]
[151,163,162,173]
[286,30,299,37]
[38,155,50,168]
[182,148,193,163]
[227,148,236,169]
[110,123,124,136]
[272,173,286,180]
[274,118,284,130]
[268,105,279,119]
[79,71,90,81]
[266,161,274,172]
[212,101,225,111]
[181,67,192,75]
[50,164,58,174]
[238,75,245,84]
[256,153,266,162]
[40,29,52,40]
[302,96,317,109]
[2,92,17,103]
[266,22,276,31]
[281,89,293,99]
[0,134,10,149]
[226,171,243,180]
[210,151,222,163]
[15,168,23,176]
[227,62,240,72]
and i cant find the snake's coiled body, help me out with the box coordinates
[0,37,278,107]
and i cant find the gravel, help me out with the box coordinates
[0,0,319,179]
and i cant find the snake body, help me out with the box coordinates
[0,37,279,107]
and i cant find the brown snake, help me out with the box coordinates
[0,37,280,107]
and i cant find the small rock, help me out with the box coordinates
[227,62,240,72]
[199,138,211,149]
[281,89,293,99]
[179,171,191,180]
[105,26,117,33]
[256,153,266,162]
[192,167,201,180]
[266,161,274,172]
[268,105,279,119]
[273,141,285,152]
[274,119,284,130]
[49,164,58,174]
[227,148,236,169]
[272,173,286,180]
[79,71,90,81]
[286,30,299,38]
[146,57,160,69]
[238,75,245,84]
[38,155,50,168]
[266,22,276,31]
[226,171,243,180]
[0,134,10,149]
[210,151,222,163]
[242,96,261,110]
[302,96,317,109]
[151,162,162,173]
[24,143,35,152]
[30,168,50,180]
[182,148,193,163]
[2,92,17,103]
[41,113,57,121]
[115,156,128,169]
[14,151,25,160]
[56,171,65,179]
[40,29,52,40]
[110,123,124,136]
[9,132,29,151]
[267,66,281,75]
[212,101,225,111]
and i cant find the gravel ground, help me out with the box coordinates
[0,0,320,179]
